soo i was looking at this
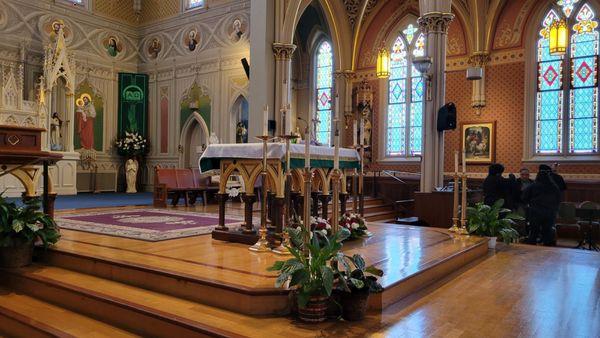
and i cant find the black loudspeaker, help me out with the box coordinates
[241,58,250,79]
[437,102,457,132]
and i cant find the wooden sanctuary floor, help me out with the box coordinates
[0,203,598,337]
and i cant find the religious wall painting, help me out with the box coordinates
[148,38,162,59]
[461,122,496,164]
[118,73,148,139]
[43,19,72,42]
[74,81,104,151]
[228,17,247,42]
[180,83,211,133]
[103,35,123,57]
[184,28,200,52]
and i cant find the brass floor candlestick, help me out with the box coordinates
[458,173,469,236]
[358,145,365,217]
[449,173,460,233]
[250,135,273,252]
[302,168,312,256]
[331,169,342,234]
[352,169,358,214]
[273,134,298,255]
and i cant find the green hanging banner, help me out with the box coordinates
[118,73,148,138]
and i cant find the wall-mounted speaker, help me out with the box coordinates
[437,102,457,132]
[241,58,250,79]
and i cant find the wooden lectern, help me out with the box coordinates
[0,125,63,217]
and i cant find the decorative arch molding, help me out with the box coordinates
[281,0,352,70]
[179,111,210,168]
[179,81,211,132]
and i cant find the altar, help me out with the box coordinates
[199,143,361,245]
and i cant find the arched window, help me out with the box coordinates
[315,41,333,146]
[386,24,426,157]
[187,0,205,10]
[535,2,599,154]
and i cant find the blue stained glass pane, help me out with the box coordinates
[390,64,407,80]
[316,110,331,145]
[539,61,563,90]
[189,0,204,8]
[317,89,331,110]
[539,120,560,152]
[572,57,596,87]
[411,76,424,101]
[538,38,563,62]
[572,118,595,151]
[410,101,423,154]
[571,88,595,118]
[572,32,598,57]
[409,127,422,154]
[539,91,562,120]
[387,103,406,156]
[389,80,406,103]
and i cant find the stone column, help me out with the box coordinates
[249,0,275,139]
[469,52,491,115]
[273,43,297,135]
[418,11,454,192]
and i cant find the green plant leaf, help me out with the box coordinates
[349,278,365,290]
[352,254,366,271]
[290,269,309,287]
[320,266,334,296]
[365,266,384,277]
[267,260,285,272]
[275,272,290,288]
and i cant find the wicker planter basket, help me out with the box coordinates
[0,242,34,268]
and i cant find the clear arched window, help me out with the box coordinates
[535,2,599,154]
[315,41,333,146]
[387,24,426,157]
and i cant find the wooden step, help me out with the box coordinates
[364,210,398,222]
[1,265,250,338]
[41,241,289,316]
[0,286,138,338]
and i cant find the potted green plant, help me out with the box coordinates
[331,253,383,321]
[466,199,523,249]
[267,224,350,323]
[0,195,61,268]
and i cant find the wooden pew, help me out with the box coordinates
[153,168,218,207]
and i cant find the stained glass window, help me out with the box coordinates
[535,2,599,154]
[188,0,205,9]
[315,41,333,146]
[386,23,426,157]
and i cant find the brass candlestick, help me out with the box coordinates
[358,145,365,217]
[449,173,460,233]
[330,169,342,234]
[273,134,299,255]
[250,135,274,252]
[458,173,469,235]
[302,168,312,256]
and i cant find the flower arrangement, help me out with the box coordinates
[310,216,331,237]
[114,132,149,157]
[339,213,369,239]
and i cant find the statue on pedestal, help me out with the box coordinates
[126,158,139,194]
[50,112,63,151]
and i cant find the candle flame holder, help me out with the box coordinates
[273,134,299,256]
[249,135,276,252]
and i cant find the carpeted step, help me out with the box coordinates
[0,286,138,338]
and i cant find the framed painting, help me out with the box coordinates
[461,121,496,164]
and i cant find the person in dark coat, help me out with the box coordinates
[482,163,516,208]
[522,169,561,246]
[539,164,567,198]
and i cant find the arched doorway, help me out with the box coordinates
[180,112,209,168]
[231,95,249,143]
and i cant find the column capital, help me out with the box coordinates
[417,12,455,34]
[468,52,491,67]
[334,69,356,81]
[272,43,297,61]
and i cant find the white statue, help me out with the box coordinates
[209,132,219,144]
[50,112,63,151]
[125,158,139,194]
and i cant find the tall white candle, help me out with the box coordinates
[352,119,358,147]
[285,106,292,135]
[335,94,340,120]
[263,105,269,136]
[454,150,459,174]
[462,150,466,174]
[305,118,311,168]
[334,120,340,170]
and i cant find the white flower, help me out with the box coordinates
[326,224,331,229]
[320,229,328,236]
[351,222,359,230]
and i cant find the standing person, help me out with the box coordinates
[482,163,516,208]
[540,163,567,198]
[522,169,561,246]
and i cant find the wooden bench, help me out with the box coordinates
[153,167,218,207]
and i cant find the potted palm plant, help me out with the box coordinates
[331,253,383,321]
[267,224,350,323]
[466,199,523,249]
[0,195,61,268]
